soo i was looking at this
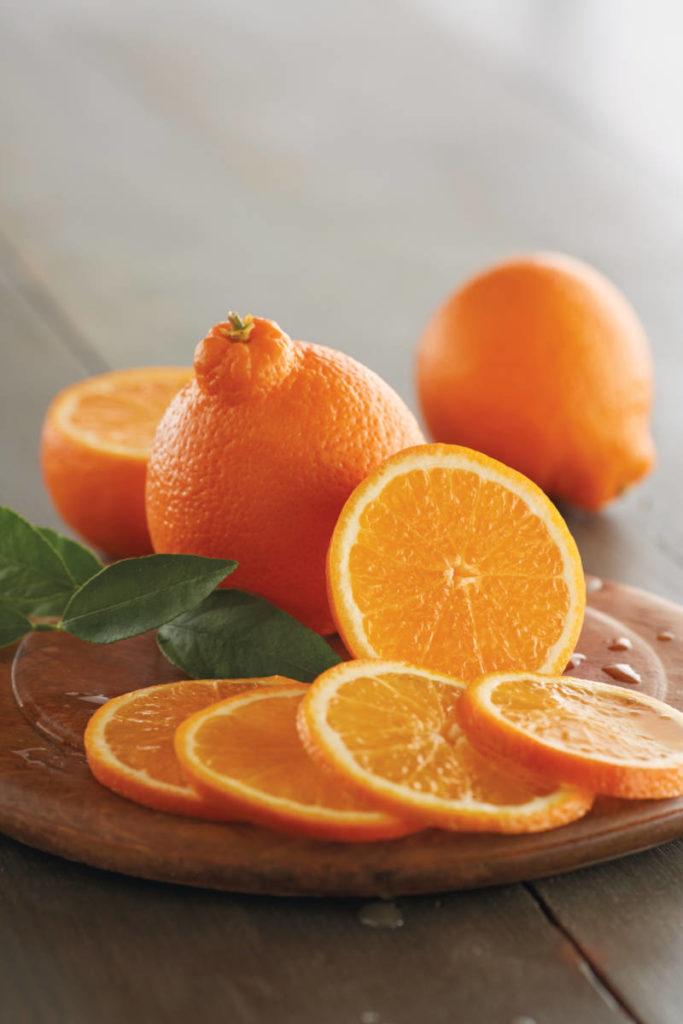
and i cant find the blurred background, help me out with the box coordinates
[1,0,681,591]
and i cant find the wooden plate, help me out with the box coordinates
[1,577,681,897]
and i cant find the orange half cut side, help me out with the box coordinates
[327,444,585,680]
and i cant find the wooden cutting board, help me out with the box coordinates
[0,577,681,897]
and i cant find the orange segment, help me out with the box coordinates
[298,660,592,833]
[327,444,585,679]
[459,672,683,799]
[174,684,416,842]
[42,367,191,557]
[85,677,288,818]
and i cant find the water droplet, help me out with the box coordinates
[566,652,587,671]
[657,630,675,642]
[11,747,50,767]
[602,663,642,685]
[358,900,404,930]
[10,746,82,770]
[360,1013,380,1024]
[65,692,109,706]
[607,637,633,652]
[586,577,603,594]
[510,1017,537,1024]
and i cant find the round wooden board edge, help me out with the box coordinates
[2,576,683,897]
[2,790,683,898]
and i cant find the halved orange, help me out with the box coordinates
[459,672,683,799]
[327,444,585,679]
[42,366,191,557]
[85,677,288,818]
[298,660,592,833]
[174,683,417,841]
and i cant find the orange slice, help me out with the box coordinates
[174,684,416,841]
[42,367,192,557]
[459,672,683,799]
[85,677,288,818]
[327,444,585,679]
[298,660,592,833]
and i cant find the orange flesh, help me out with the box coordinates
[190,689,396,815]
[345,462,577,677]
[490,678,683,762]
[99,680,262,790]
[324,670,560,806]
[58,368,192,455]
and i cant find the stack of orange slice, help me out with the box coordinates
[84,445,683,841]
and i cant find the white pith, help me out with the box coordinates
[474,672,683,770]
[331,446,583,672]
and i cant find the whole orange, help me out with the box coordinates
[146,314,423,634]
[416,254,655,510]
[41,367,192,558]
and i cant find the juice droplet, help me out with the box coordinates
[360,1013,381,1024]
[607,637,633,652]
[602,663,642,685]
[358,900,404,930]
[566,652,586,671]
[586,577,603,594]
[657,630,675,642]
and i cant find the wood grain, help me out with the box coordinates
[535,842,683,1024]
[0,832,630,1024]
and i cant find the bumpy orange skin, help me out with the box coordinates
[417,254,655,510]
[146,318,423,634]
[42,429,150,557]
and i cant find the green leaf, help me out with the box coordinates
[61,554,237,644]
[35,527,102,586]
[0,507,76,615]
[157,590,341,683]
[0,606,32,648]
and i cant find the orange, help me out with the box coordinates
[42,367,191,557]
[298,660,592,833]
[174,683,417,841]
[85,677,288,818]
[417,254,655,510]
[459,672,683,799]
[145,314,423,634]
[327,443,585,679]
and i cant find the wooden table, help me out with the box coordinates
[1,3,682,1021]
